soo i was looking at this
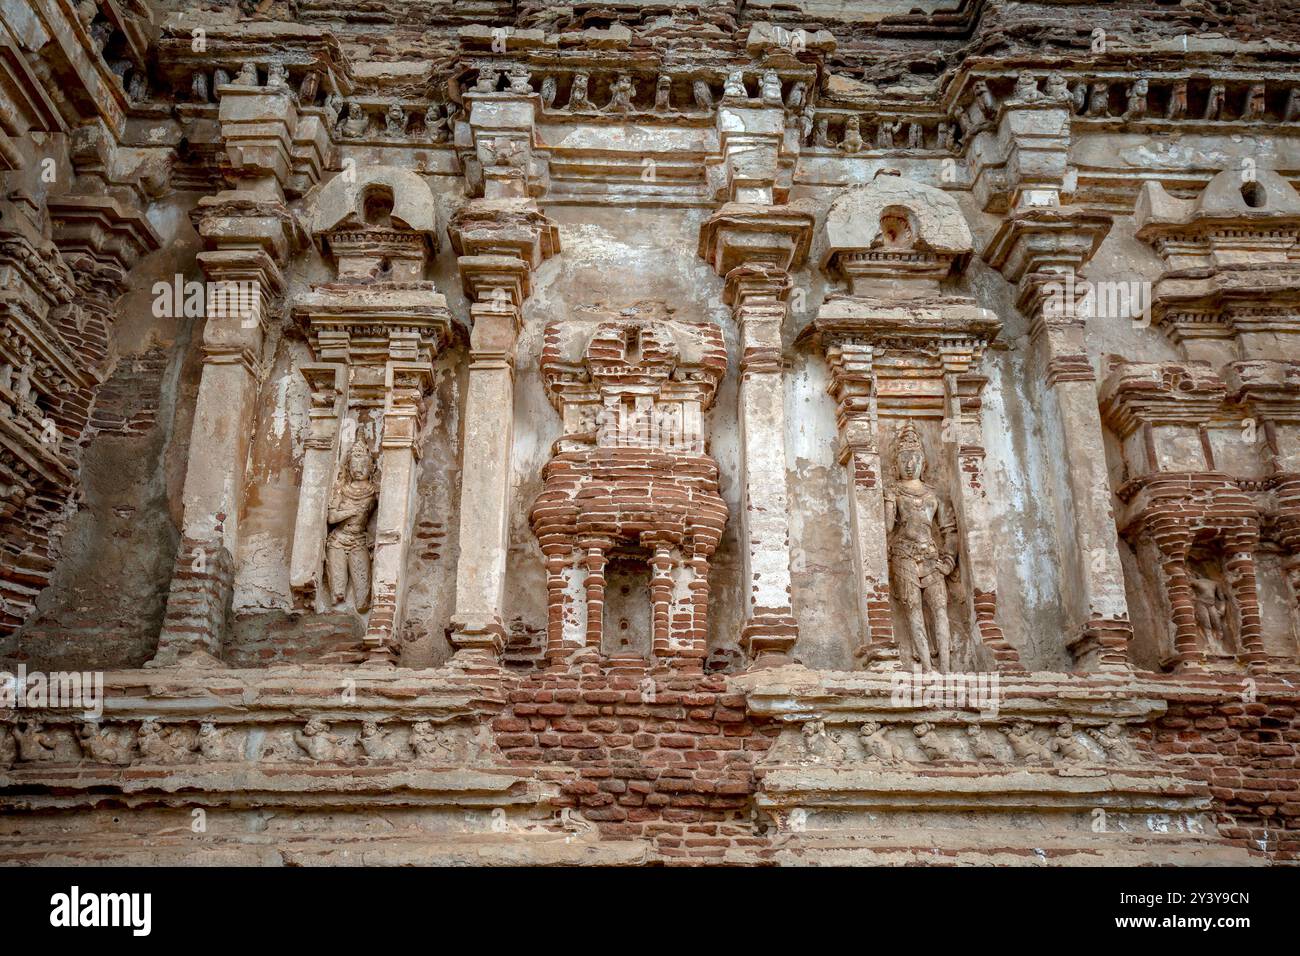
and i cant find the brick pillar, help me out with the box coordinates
[1224,524,1268,666]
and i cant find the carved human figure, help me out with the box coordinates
[1006,722,1052,765]
[77,722,133,764]
[1124,79,1148,119]
[14,721,56,761]
[966,724,1002,763]
[359,721,404,760]
[567,72,594,111]
[912,722,955,761]
[813,116,830,147]
[1204,81,1225,120]
[760,70,782,105]
[840,115,864,153]
[475,66,499,93]
[1087,722,1142,764]
[540,76,557,109]
[605,74,636,112]
[234,62,258,87]
[1166,80,1188,119]
[1011,71,1042,103]
[724,70,746,99]
[325,442,377,612]
[197,721,238,761]
[1048,721,1093,764]
[295,718,351,761]
[507,67,532,95]
[875,119,896,149]
[384,102,406,137]
[907,122,924,149]
[799,719,844,763]
[885,423,958,672]
[653,74,671,112]
[424,103,448,142]
[1243,82,1266,121]
[325,93,343,129]
[1086,81,1110,117]
[410,720,455,762]
[137,720,195,763]
[973,80,996,120]
[266,61,289,90]
[859,721,903,765]
[343,102,370,137]
[1045,72,1071,105]
[1285,87,1300,123]
[786,80,806,113]
[1191,573,1231,654]
[191,71,209,103]
[937,122,955,151]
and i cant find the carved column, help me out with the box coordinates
[153,73,303,665]
[446,202,558,660]
[698,204,812,666]
[984,212,1131,671]
[289,365,348,605]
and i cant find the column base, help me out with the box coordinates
[1067,616,1134,672]
[152,536,234,666]
[448,615,506,659]
[740,612,798,664]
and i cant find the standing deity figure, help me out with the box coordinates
[1191,573,1230,654]
[325,441,378,612]
[885,422,958,672]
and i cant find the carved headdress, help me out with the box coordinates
[893,421,926,476]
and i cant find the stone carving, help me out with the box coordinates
[724,70,746,99]
[385,102,406,137]
[1006,722,1053,765]
[567,72,594,111]
[1124,79,1148,119]
[137,720,196,764]
[912,722,956,761]
[475,66,499,93]
[359,721,406,760]
[1086,723,1143,764]
[197,722,240,761]
[77,722,134,764]
[1191,573,1232,655]
[761,71,782,106]
[859,721,904,765]
[325,442,377,613]
[1204,81,1225,120]
[234,62,258,86]
[294,718,353,762]
[1049,721,1094,764]
[541,76,557,108]
[605,74,635,112]
[966,725,1003,763]
[13,721,57,762]
[507,67,531,95]
[840,115,864,153]
[799,719,845,763]
[653,74,671,111]
[885,423,959,672]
